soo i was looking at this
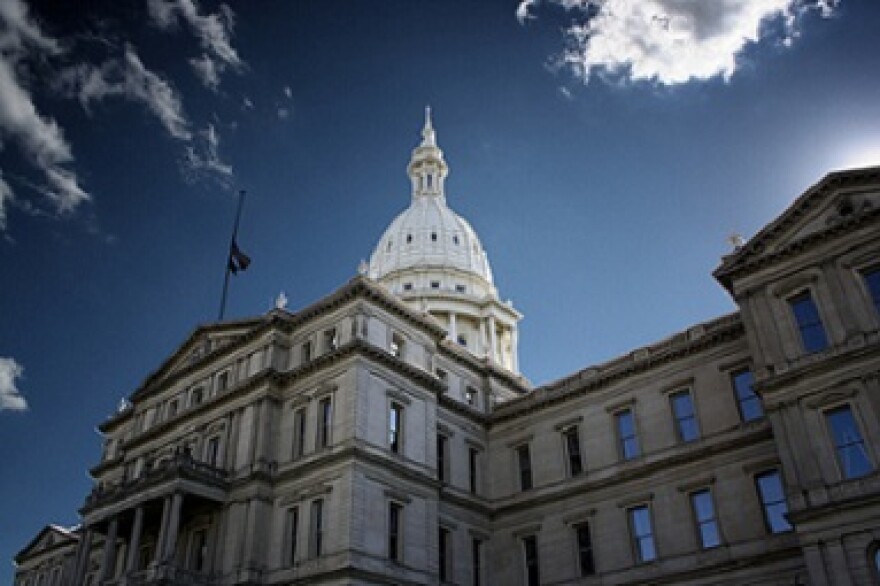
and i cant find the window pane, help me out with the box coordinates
[790,293,829,352]
[617,410,640,460]
[732,369,764,422]
[518,445,533,490]
[826,406,873,478]
[756,471,792,533]
[576,524,595,576]
[699,521,721,549]
[865,268,880,314]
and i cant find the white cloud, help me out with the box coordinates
[183,123,232,182]
[242,96,254,109]
[277,107,289,120]
[147,0,243,89]
[283,86,292,99]
[58,45,191,141]
[0,356,27,412]
[0,0,90,225]
[518,0,839,85]
[190,53,220,91]
[0,171,13,230]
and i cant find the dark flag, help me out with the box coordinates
[228,238,251,274]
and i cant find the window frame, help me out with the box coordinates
[389,401,404,454]
[615,408,641,461]
[574,522,595,576]
[562,426,584,477]
[468,446,479,494]
[316,396,332,449]
[439,526,452,583]
[516,443,533,491]
[823,403,874,480]
[388,501,403,562]
[521,534,541,586]
[437,433,450,483]
[286,506,299,565]
[310,498,324,558]
[788,290,829,353]
[670,389,700,443]
[730,367,763,423]
[754,469,793,534]
[627,504,657,564]
[292,406,307,459]
[471,537,482,586]
[689,488,722,549]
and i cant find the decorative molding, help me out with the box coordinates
[553,416,583,431]
[616,492,654,508]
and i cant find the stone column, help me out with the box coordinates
[478,320,487,356]
[155,496,172,565]
[125,506,145,573]
[162,493,184,564]
[825,539,854,586]
[73,527,94,586]
[511,326,519,374]
[448,312,458,341]
[803,543,830,586]
[95,517,118,584]
[488,316,498,365]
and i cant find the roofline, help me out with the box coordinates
[714,166,880,291]
[491,311,745,424]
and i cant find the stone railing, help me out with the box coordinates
[83,451,228,512]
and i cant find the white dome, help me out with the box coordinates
[368,196,494,285]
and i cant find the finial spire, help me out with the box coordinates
[422,105,436,146]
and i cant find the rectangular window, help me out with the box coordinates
[167,399,179,419]
[189,528,208,572]
[205,436,220,467]
[629,505,657,563]
[390,332,405,358]
[301,341,312,363]
[755,470,792,533]
[324,327,338,351]
[472,538,482,586]
[690,489,721,549]
[287,507,299,565]
[293,407,306,458]
[437,434,449,483]
[310,499,324,557]
[575,523,595,576]
[825,405,873,479]
[216,370,229,392]
[439,527,451,582]
[465,386,478,407]
[864,267,880,315]
[388,502,402,561]
[563,427,583,476]
[616,409,640,460]
[731,368,763,422]
[789,292,829,352]
[671,390,700,443]
[389,403,403,453]
[317,397,332,449]
[522,535,540,586]
[469,447,479,494]
[517,444,533,491]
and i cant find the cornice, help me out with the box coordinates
[491,313,745,424]
[714,167,880,291]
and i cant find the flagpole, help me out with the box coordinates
[218,190,246,321]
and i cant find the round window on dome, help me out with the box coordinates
[453,235,459,245]
[406,234,413,244]
[431,232,437,242]
[387,240,392,252]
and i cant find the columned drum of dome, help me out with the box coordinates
[368,109,522,374]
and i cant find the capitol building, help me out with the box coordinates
[13,114,880,585]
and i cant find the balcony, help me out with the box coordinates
[83,451,228,513]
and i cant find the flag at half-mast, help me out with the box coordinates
[228,238,251,274]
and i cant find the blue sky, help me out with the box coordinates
[2,0,879,576]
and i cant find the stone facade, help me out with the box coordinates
[12,125,880,586]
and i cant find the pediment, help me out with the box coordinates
[716,167,880,288]
[16,525,78,562]
[141,318,266,391]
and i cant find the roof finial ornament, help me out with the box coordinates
[422,105,436,147]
